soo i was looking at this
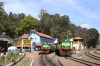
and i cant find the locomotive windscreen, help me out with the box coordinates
[62,40,71,49]
[42,44,50,49]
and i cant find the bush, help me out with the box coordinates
[0,52,23,65]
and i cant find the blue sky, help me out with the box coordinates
[1,0,100,33]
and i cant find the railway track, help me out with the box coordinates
[85,50,100,61]
[67,56,100,66]
[41,54,51,66]
[41,53,63,66]
[49,54,63,66]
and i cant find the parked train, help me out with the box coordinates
[40,43,51,54]
[55,39,73,56]
[40,43,56,54]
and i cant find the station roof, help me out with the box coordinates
[36,32,52,39]
[73,37,83,40]
[22,31,52,39]
[22,34,29,38]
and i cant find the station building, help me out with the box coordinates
[17,30,57,52]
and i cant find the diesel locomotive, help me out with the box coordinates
[40,43,51,54]
[55,39,73,56]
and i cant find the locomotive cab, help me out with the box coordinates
[41,43,50,54]
[55,39,73,56]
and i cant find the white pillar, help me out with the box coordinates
[22,40,23,52]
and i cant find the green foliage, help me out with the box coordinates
[0,2,26,38]
[38,12,76,41]
[0,53,23,65]
[74,27,99,48]
[38,8,47,19]
[87,28,99,48]
[16,15,39,36]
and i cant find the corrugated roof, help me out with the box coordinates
[0,38,9,41]
[73,37,83,40]
[22,31,52,39]
[36,32,52,39]
[22,34,29,38]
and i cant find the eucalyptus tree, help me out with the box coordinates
[38,8,47,33]
[38,8,47,19]
[0,2,6,33]
[0,2,14,38]
[8,12,26,38]
[38,12,75,40]
[0,2,14,37]
[9,12,26,27]
[38,9,77,40]
[50,14,61,37]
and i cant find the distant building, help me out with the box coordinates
[17,30,58,52]
[29,30,54,51]
[0,35,14,55]
[72,37,84,51]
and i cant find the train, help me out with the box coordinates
[40,43,51,54]
[55,39,73,56]
[39,43,56,54]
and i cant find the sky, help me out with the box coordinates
[1,0,100,33]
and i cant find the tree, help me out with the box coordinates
[87,28,99,48]
[38,8,47,19]
[0,2,6,33]
[0,2,22,38]
[0,2,15,38]
[16,15,39,36]
[38,12,76,40]
[38,8,47,33]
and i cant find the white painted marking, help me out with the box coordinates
[30,57,34,66]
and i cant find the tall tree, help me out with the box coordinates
[38,12,75,40]
[0,2,14,38]
[38,8,47,19]
[87,28,99,48]
[0,2,6,33]
[38,8,47,33]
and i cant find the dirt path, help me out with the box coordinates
[14,51,39,66]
